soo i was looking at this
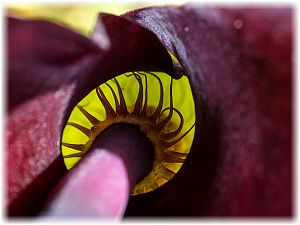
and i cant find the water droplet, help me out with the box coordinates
[184,26,190,32]
[233,18,243,30]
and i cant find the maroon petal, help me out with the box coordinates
[8,17,103,111]
[7,17,103,215]
[124,6,292,216]
[66,13,177,115]
[7,13,176,216]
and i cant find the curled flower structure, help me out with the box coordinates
[61,70,195,195]
[7,5,292,218]
[7,12,177,216]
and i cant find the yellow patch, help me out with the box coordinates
[61,70,195,195]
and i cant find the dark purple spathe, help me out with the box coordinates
[7,13,175,216]
[124,6,292,216]
[7,5,292,217]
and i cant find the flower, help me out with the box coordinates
[7,5,292,217]
[7,11,176,217]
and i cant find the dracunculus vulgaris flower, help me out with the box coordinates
[7,5,292,218]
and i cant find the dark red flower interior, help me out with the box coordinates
[7,5,292,217]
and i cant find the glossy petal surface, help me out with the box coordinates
[7,13,175,216]
[124,6,292,216]
[7,5,292,217]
